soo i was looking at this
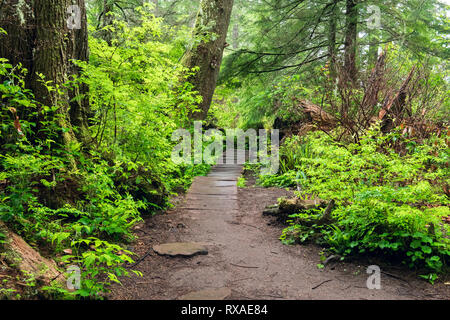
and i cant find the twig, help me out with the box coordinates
[323,254,340,266]
[51,272,64,282]
[343,285,352,290]
[312,279,333,290]
[381,271,410,285]
[232,290,254,300]
[230,263,259,269]
[322,199,336,221]
[241,223,260,230]
[0,259,8,267]
[129,249,154,268]
[16,282,29,287]
[258,294,284,299]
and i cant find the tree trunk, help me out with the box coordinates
[100,0,114,45]
[67,0,91,146]
[343,0,358,84]
[181,0,234,120]
[368,29,380,68]
[0,1,35,89]
[327,0,338,81]
[0,0,90,146]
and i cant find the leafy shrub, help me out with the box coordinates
[0,147,144,298]
[262,124,449,278]
[0,8,212,298]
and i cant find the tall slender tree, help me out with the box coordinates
[343,0,358,84]
[327,0,339,81]
[181,0,234,120]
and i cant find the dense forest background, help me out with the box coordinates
[0,0,448,299]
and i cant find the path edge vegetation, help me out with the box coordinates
[0,2,223,299]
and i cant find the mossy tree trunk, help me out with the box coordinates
[0,0,90,147]
[181,0,234,120]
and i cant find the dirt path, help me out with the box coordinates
[110,152,449,300]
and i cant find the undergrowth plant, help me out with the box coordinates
[262,124,449,281]
[0,8,213,299]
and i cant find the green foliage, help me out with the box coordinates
[0,230,6,247]
[262,125,449,277]
[1,0,448,299]
[207,84,241,129]
[237,176,247,188]
[258,135,312,188]
[79,8,198,155]
[76,6,206,194]
[56,238,138,298]
[0,144,144,298]
[0,7,211,299]
[218,0,449,131]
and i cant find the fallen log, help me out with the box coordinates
[297,100,336,129]
[273,100,337,140]
[0,222,65,285]
[278,197,328,213]
[263,197,334,226]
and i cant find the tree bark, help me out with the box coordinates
[327,0,338,81]
[67,0,91,146]
[0,0,90,146]
[343,0,358,84]
[181,0,234,120]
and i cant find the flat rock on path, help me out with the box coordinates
[178,288,232,300]
[153,243,208,257]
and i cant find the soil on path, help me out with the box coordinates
[109,155,449,300]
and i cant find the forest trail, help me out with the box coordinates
[110,150,448,300]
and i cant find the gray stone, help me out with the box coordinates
[153,243,208,257]
[178,287,232,300]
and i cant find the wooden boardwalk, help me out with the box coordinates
[181,150,247,212]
